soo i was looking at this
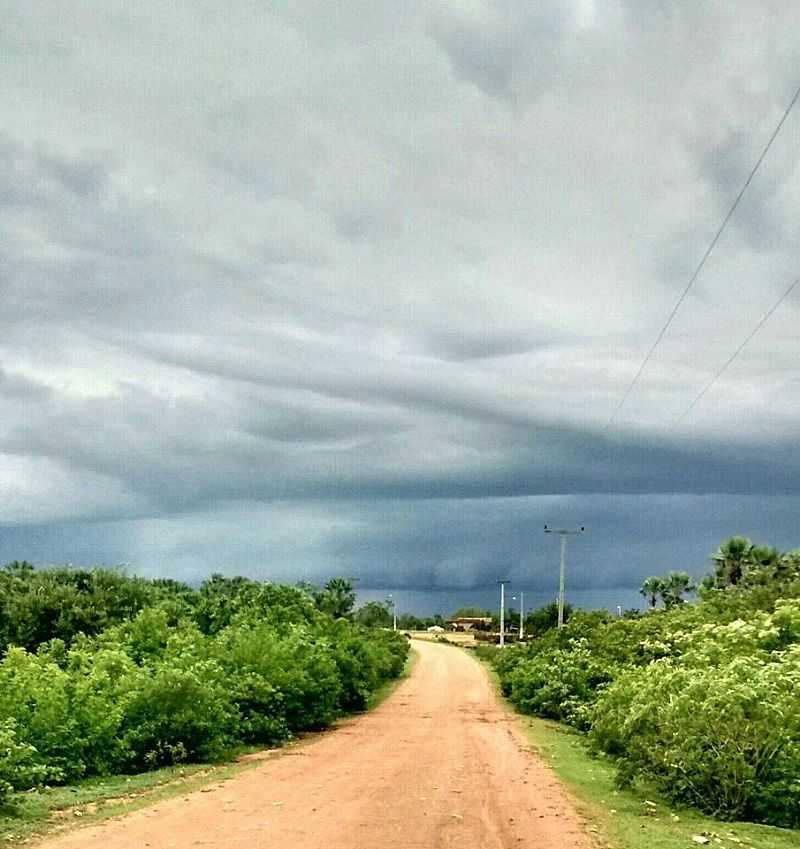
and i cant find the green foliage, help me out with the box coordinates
[523,601,572,636]
[711,536,755,587]
[354,601,393,629]
[118,658,237,769]
[0,563,161,652]
[590,620,800,825]
[639,571,695,609]
[0,720,47,804]
[487,539,800,829]
[639,575,664,608]
[0,564,409,801]
[505,638,614,728]
[314,578,357,620]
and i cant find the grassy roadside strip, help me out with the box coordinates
[474,651,798,849]
[1,647,418,847]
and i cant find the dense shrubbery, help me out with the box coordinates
[0,565,408,803]
[488,541,800,828]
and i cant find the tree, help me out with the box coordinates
[750,545,781,570]
[523,601,571,637]
[315,578,356,619]
[639,576,664,609]
[659,571,696,608]
[711,536,754,587]
[354,601,392,629]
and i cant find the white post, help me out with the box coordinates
[499,582,505,648]
[519,591,524,640]
[558,534,567,629]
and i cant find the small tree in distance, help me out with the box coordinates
[640,575,664,609]
[659,571,696,608]
[315,578,356,619]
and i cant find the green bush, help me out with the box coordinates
[0,720,48,804]
[0,648,78,784]
[0,570,409,799]
[485,555,800,829]
[590,650,800,825]
[504,638,614,728]
[117,658,238,769]
[325,624,408,711]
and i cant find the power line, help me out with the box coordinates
[672,276,799,427]
[606,80,800,429]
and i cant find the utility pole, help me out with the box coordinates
[497,580,511,647]
[544,525,585,628]
[512,593,525,640]
[387,594,397,631]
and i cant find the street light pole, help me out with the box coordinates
[512,593,524,641]
[387,594,397,631]
[544,525,586,628]
[498,580,510,647]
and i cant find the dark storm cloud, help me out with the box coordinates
[1,1,799,592]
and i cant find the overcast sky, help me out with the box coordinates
[1,1,799,599]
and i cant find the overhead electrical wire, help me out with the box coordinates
[605,80,800,430]
[671,276,799,427]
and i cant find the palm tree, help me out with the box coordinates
[750,545,781,571]
[659,571,696,608]
[318,577,356,619]
[639,576,664,609]
[741,545,781,586]
[710,536,754,587]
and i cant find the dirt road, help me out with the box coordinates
[34,640,593,849]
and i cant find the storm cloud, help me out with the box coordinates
[1,2,799,598]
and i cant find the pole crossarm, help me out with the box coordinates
[543,526,585,536]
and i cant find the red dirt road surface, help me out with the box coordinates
[33,639,593,849]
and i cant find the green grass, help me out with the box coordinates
[0,656,417,846]
[473,650,799,849]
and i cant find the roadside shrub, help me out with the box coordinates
[0,569,413,799]
[325,624,408,711]
[591,651,800,826]
[487,578,800,828]
[213,620,369,732]
[64,647,137,775]
[505,639,614,728]
[118,658,238,769]
[0,648,77,784]
[0,720,48,802]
